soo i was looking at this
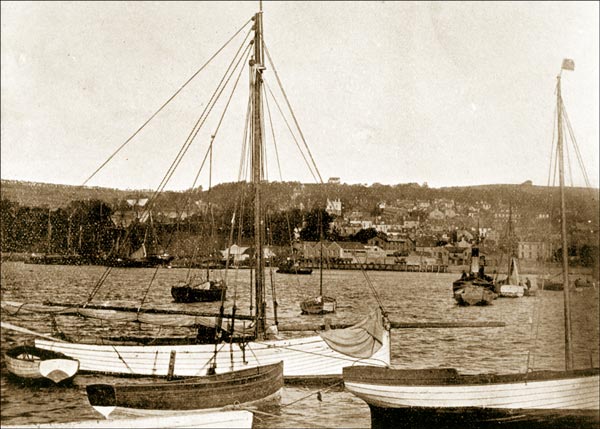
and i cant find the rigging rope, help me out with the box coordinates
[84,27,253,309]
[138,266,161,313]
[149,39,253,201]
[189,47,253,191]
[546,105,557,200]
[561,99,594,189]
[82,18,253,186]
[262,85,283,183]
[359,268,386,313]
[263,42,323,183]
[264,81,318,182]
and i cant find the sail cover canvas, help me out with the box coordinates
[320,308,384,358]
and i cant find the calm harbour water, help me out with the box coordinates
[1,261,598,428]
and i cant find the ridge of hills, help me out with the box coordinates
[0,178,597,216]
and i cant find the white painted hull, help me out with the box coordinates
[38,359,80,383]
[498,284,525,298]
[35,330,390,379]
[5,346,80,383]
[2,410,253,429]
[344,371,599,411]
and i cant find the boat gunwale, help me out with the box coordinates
[343,366,600,386]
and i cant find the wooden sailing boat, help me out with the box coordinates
[300,239,336,315]
[495,204,526,298]
[171,278,226,303]
[5,4,390,381]
[104,212,174,268]
[171,248,226,303]
[85,361,282,418]
[496,256,526,297]
[172,191,227,303]
[344,60,599,428]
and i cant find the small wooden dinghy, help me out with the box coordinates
[1,409,253,429]
[300,295,337,315]
[4,345,79,384]
[86,361,283,418]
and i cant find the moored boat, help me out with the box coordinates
[33,308,389,380]
[300,295,337,315]
[4,345,79,384]
[86,361,282,418]
[300,238,337,314]
[171,280,226,303]
[453,284,497,306]
[497,284,524,298]
[277,260,312,275]
[343,366,600,428]
[452,247,496,306]
[1,410,253,429]
[494,207,526,298]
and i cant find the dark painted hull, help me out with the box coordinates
[170,285,225,303]
[368,404,599,429]
[453,276,497,306]
[86,361,283,411]
[454,285,497,306]
[452,278,495,294]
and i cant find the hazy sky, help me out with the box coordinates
[1,1,598,191]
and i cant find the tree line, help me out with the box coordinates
[0,198,341,257]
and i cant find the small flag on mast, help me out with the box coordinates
[561,59,575,71]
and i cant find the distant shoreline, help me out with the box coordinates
[1,252,594,280]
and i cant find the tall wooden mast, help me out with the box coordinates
[251,5,266,338]
[556,72,573,371]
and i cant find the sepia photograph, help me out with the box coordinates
[1,2,598,428]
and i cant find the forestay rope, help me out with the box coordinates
[81,18,253,187]
[85,31,254,308]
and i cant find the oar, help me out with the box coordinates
[0,321,64,341]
